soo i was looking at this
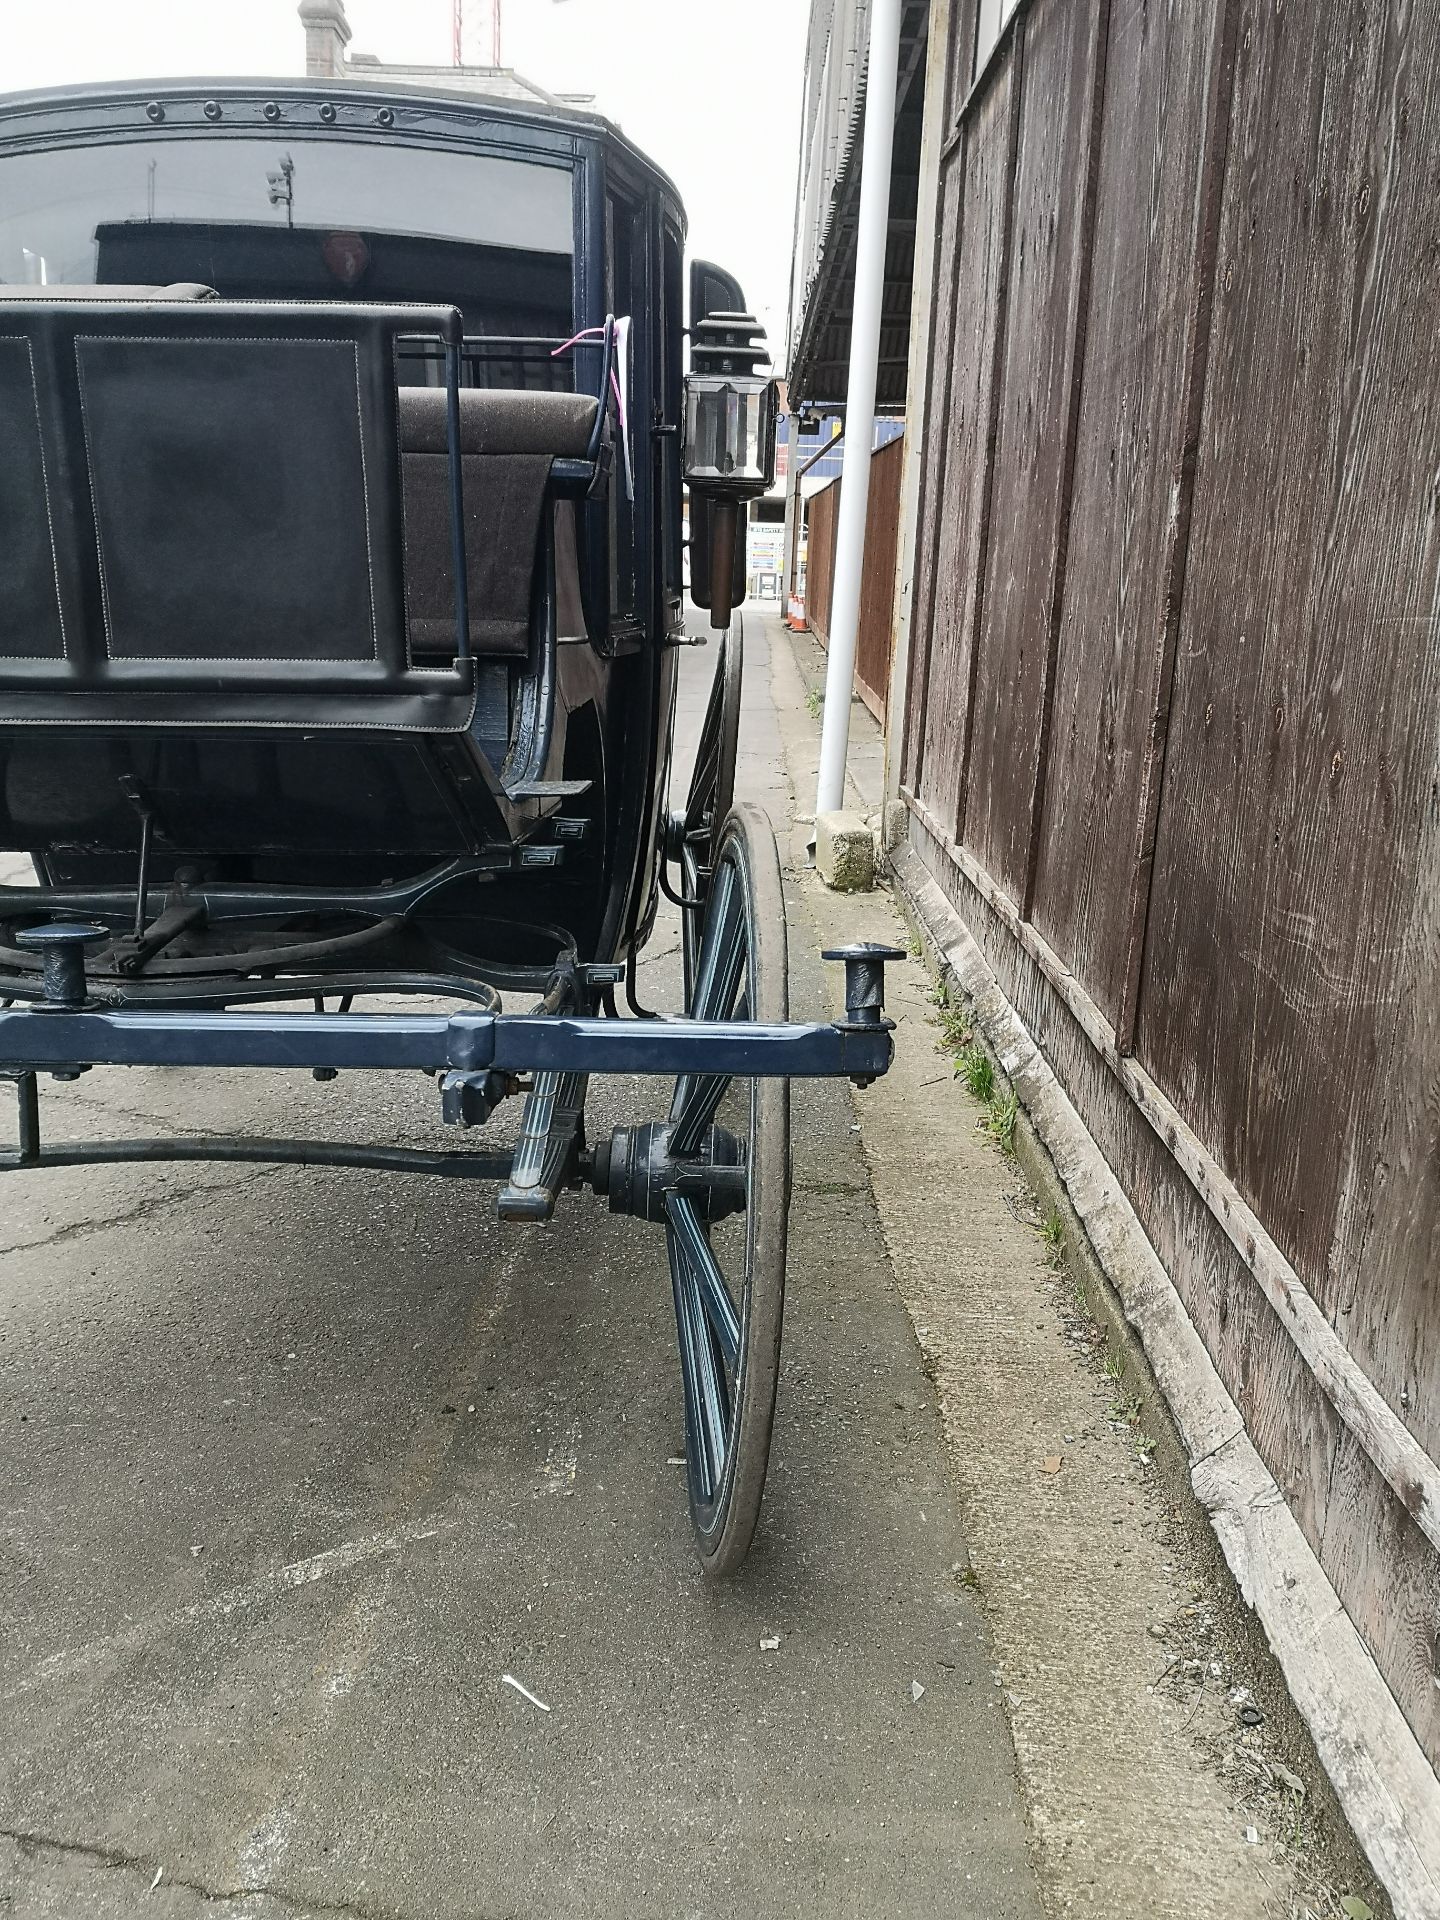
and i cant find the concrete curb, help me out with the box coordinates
[889,842,1440,1920]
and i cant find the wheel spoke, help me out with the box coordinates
[692,858,742,1018]
[666,1195,740,1371]
[667,1221,729,1501]
[671,857,748,1151]
[683,644,725,834]
[675,936,748,1144]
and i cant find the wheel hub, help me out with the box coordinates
[590,1120,746,1224]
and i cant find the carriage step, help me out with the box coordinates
[496,1069,588,1222]
[504,778,593,802]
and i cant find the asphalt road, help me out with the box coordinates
[0,630,1040,1919]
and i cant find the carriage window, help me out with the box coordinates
[0,137,574,379]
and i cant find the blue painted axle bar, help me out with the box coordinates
[0,1009,893,1081]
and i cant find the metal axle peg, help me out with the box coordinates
[821,942,906,1030]
[14,922,110,1009]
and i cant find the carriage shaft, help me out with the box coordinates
[0,1008,893,1082]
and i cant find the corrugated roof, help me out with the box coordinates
[787,0,929,413]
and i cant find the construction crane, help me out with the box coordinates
[453,0,502,68]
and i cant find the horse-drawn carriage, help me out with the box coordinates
[0,77,899,1571]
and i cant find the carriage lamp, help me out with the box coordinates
[684,313,778,629]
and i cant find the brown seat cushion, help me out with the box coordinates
[397,388,599,659]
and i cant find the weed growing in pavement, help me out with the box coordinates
[984,1090,1019,1153]
[937,1004,974,1052]
[1039,1208,1066,1260]
[1101,1347,1125,1383]
[906,934,923,959]
[955,1042,994,1102]
[805,685,823,718]
[1135,1433,1158,1463]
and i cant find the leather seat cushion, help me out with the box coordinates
[398,386,598,459]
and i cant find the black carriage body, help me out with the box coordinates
[0,78,901,1574]
[0,78,689,981]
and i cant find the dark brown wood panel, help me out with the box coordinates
[1029,0,1233,1028]
[961,0,1107,902]
[860,436,904,715]
[900,0,1440,1775]
[804,436,905,719]
[916,63,1017,833]
[1134,1,1440,1328]
[805,480,837,641]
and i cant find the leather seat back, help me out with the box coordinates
[398,387,597,659]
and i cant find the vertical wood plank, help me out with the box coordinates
[960,0,1105,899]
[920,50,1021,836]
[1018,0,1113,918]
[805,479,839,642]
[904,141,968,792]
[856,435,907,715]
[1028,0,1238,1030]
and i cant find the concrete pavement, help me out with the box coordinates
[0,622,1042,1918]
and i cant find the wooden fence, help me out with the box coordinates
[805,432,905,720]
[901,0,1440,1767]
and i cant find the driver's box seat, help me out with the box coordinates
[0,295,599,867]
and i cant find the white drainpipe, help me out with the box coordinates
[814,0,903,819]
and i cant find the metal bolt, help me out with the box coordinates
[203,99,222,121]
[145,100,165,122]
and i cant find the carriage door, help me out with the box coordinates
[604,187,641,634]
[657,218,685,628]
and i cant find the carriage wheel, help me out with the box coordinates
[666,800,790,1575]
[678,616,743,1004]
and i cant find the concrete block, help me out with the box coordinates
[815,810,875,892]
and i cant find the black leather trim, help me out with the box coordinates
[0,336,66,661]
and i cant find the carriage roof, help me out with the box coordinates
[0,75,687,230]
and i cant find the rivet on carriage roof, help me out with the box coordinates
[263,101,282,121]
[203,100,222,121]
[319,102,338,124]
[376,107,395,128]
[144,100,165,123]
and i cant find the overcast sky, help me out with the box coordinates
[3,0,807,352]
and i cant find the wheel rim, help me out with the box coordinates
[665,801,789,1572]
[680,618,743,1005]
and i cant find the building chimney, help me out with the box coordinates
[457,0,503,68]
[298,0,352,78]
